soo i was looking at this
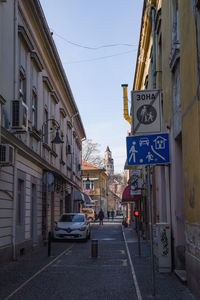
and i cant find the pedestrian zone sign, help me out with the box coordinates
[132,89,161,134]
[126,133,170,166]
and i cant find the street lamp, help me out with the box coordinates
[41,118,63,242]
[42,118,64,144]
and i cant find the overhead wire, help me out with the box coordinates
[63,49,138,64]
[51,29,137,50]
[50,28,138,64]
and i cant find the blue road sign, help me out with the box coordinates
[126,133,170,166]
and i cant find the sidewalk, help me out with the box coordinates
[122,225,197,300]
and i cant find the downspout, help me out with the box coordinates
[12,0,18,260]
[121,84,132,133]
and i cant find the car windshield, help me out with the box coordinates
[59,214,84,222]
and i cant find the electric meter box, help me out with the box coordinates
[154,223,171,273]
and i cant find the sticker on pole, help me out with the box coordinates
[126,133,170,166]
[131,89,161,134]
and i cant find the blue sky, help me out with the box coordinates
[39,0,143,173]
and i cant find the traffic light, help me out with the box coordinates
[134,210,140,217]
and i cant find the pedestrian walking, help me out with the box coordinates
[107,210,110,219]
[98,209,104,226]
[111,210,114,221]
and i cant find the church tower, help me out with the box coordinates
[104,146,114,176]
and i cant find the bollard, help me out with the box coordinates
[48,231,51,257]
[91,239,98,258]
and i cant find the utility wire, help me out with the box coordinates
[51,29,137,50]
[63,49,137,64]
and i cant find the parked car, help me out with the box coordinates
[54,213,91,241]
[81,208,95,221]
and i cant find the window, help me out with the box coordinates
[32,88,37,127]
[84,180,94,190]
[19,67,26,102]
[60,199,63,215]
[171,0,179,44]
[17,179,24,225]
[44,109,48,144]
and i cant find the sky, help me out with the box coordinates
[39,0,143,174]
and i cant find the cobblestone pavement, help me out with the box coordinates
[0,220,197,300]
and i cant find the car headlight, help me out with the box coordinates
[55,226,63,231]
[80,225,87,231]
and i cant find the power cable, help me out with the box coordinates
[63,49,138,64]
[51,29,137,50]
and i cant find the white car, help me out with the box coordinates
[54,213,91,241]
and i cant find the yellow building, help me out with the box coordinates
[81,161,108,214]
[131,0,200,298]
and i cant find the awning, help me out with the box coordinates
[74,190,93,204]
[81,192,92,204]
[121,185,141,203]
[74,190,84,202]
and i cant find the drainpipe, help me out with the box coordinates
[147,6,156,296]
[121,84,132,133]
[12,0,18,260]
[152,8,157,90]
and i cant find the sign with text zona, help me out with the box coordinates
[126,133,170,166]
[132,89,161,134]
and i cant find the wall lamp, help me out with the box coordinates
[42,118,64,144]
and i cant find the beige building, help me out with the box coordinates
[0,0,85,264]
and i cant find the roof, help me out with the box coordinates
[106,146,111,152]
[82,160,102,171]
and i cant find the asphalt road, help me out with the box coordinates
[3,223,138,300]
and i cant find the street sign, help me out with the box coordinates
[126,133,170,166]
[131,89,161,134]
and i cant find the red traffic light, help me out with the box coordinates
[134,210,140,217]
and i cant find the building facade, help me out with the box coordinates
[82,160,108,214]
[0,0,85,264]
[131,0,200,298]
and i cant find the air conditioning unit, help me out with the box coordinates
[0,144,14,165]
[11,100,28,131]
[66,144,72,154]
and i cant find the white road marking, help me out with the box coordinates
[122,226,143,300]
[4,245,74,300]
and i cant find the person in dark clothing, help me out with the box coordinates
[98,209,105,225]
[111,210,114,220]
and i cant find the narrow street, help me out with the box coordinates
[1,220,136,300]
[0,219,196,300]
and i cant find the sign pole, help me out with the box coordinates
[147,165,155,296]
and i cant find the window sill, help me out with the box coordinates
[30,129,41,141]
[50,150,58,157]
[60,159,65,165]
[43,143,51,152]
